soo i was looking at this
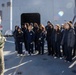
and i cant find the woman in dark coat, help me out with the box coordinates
[33,23,39,51]
[13,26,19,52]
[52,24,62,58]
[16,28,23,56]
[37,24,46,55]
[61,22,75,62]
[22,23,28,51]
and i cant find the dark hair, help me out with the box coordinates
[47,21,51,24]
[15,26,19,29]
[15,25,17,27]
[30,23,33,26]
[47,21,54,26]
[69,21,73,24]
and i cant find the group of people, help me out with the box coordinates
[13,21,76,63]
[13,23,45,55]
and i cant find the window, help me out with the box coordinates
[2,3,5,7]
[7,2,11,7]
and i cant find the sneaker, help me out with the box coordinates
[60,57,62,60]
[35,51,38,55]
[64,60,67,62]
[31,53,34,55]
[67,61,70,63]
[68,61,72,63]
[15,51,17,53]
[20,54,23,56]
[54,57,57,59]
[23,53,26,56]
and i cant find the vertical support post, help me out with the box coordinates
[10,0,12,31]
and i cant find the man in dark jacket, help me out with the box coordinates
[45,21,53,55]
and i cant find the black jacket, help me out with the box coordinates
[45,25,53,41]
[16,31,23,42]
[23,28,28,42]
[33,27,39,42]
[51,29,61,44]
[37,30,45,43]
[27,30,35,43]
[61,28,75,47]
[13,30,18,39]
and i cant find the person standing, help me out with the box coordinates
[27,24,35,55]
[0,31,6,75]
[33,23,39,51]
[61,22,75,62]
[13,26,19,53]
[16,28,23,56]
[22,23,28,51]
[37,24,45,55]
[52,25,62,58]
[45,21,53,55]
[60,24,66,57]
